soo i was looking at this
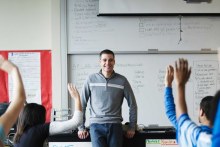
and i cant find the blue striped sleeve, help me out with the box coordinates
[164,87,177,129]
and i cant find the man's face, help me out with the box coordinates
[100,53,115,74]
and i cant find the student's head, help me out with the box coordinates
[99,49,115,74]
[14,103,46,143]
[198,96,213,125]
[210,90,220,126]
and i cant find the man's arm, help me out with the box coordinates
[124,79,137,138]
[164,65,177,129]
[78,78,90,139]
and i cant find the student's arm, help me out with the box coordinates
[174,59,191,119]
[0,55,26,135]
[49,83,83,135]
[164,65,177,129]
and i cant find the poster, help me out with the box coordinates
[0,50,52,121]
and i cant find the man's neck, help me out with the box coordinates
[102,71,113,78]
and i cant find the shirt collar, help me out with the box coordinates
[200,125,212,134]
[99,70,115,79]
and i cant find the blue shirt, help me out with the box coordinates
[164,87,177,129]
[164,87,212,147]
[212,100,220,147]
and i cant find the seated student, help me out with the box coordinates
[13,83,83,147]
[166,58,214,147]
[164,65,213,130]
[0,55,26,147]
[211,91,220,147]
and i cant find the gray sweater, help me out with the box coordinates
[79,70,137,131]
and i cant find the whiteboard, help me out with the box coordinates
[67,0,220,53]
[68,53,220,127]
[99,0,220,14]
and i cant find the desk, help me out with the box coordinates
[48,131,176,147]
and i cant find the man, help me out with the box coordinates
[164,59,213,147]
[78,49,137,147]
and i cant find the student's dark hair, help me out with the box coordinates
[99,49,115,59]
[200,96,213,121]
[210,90,220,126]
[13,103,46,143]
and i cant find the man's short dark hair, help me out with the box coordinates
[99,49,115,59]
[200,96,214,121]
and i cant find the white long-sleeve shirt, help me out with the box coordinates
[49,110,83,135]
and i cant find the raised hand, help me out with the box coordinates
[67,83,82,112]
[174,58,191,87]
[165,65,174,87]
[68,83,80,100]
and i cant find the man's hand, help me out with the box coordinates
[78,130,89,139]
[125,130,135,139]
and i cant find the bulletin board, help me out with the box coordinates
[0,50,52,122]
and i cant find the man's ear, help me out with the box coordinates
[200,109,205,116]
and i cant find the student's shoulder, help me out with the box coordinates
[178,113,196,130]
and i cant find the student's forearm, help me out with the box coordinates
[74,97,82,111]
[5,68,25,125]
[49,111,83,135]
[12,67,26,101]
[176,85,187,119]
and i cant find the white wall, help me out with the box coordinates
[0,0,62,109]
